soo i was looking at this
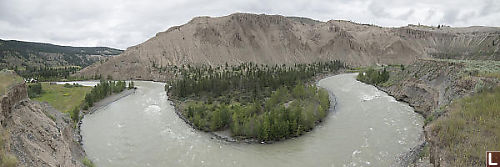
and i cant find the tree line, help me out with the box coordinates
[83,80,134,110]
[15,66,80,81]
[168,60,344,99]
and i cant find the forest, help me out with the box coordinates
[167,61,345,141]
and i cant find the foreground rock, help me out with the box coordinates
[1,82,85,167]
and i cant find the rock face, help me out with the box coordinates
[380,59,498,117]
[377,59,499,166]
[381,60,466,116]
[77,13,500,81]
[0,83,27,124]
[0,82,85,167]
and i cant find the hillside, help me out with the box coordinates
[0,70,86,166]
[77,13,500,81]
[0,39,123,70]
[358,59,500,166]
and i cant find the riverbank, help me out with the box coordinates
[332,71,428,166]
[75,87,136,150]
[86,88,136,114]
[360,59,500,166]
[372,84,428,167]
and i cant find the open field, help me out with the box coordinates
[32,83,91,113]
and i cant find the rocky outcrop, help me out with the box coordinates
[77,13,500,81]
[380,59,497,117]
[380,60,463,116]
[0,82,28,125]
[0,82,85,167]
[376,59,499,166]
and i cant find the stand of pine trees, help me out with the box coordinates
[83,80,127,110]
[168,61,344,142]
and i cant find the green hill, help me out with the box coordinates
[0,39,123,70]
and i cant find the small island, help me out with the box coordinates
[167,61,344,142]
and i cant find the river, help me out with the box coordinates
[80,73,424,167]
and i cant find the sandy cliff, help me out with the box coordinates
[77,13,500,81]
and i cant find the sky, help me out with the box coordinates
[0,0,499,49]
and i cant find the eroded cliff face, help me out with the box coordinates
[377,59,499,166]
[0,82,85,167]
[77,13,500,81]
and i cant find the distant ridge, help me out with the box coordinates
[0,39,123,69]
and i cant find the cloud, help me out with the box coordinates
[0,0,498,49]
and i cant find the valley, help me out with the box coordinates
[0,12,499,167]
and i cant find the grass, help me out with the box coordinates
[478,72,500,80]
[431,86,500,166]
[0,70,23,95]
[0,127,18,167]
[82,157,95,167]
[32,83,91,113]
[425,58,500,74]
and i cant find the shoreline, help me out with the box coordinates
[86,88,137,115]
[364,81,428,167]
[318,73,427,167]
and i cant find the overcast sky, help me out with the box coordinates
[1,0,499,49]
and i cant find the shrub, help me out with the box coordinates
[27,83,42,98]
[70,107,80,123]
[82,157,95,167]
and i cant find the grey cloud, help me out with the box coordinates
[397,9,414,20]
[425,10,436,21]
[0,0,498,49]
[368,2,391,18]
[442,9,459,24]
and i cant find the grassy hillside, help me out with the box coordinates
[357,59,500,166]
[430,86,500,166]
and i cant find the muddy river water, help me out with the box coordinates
[81,73,424,167]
